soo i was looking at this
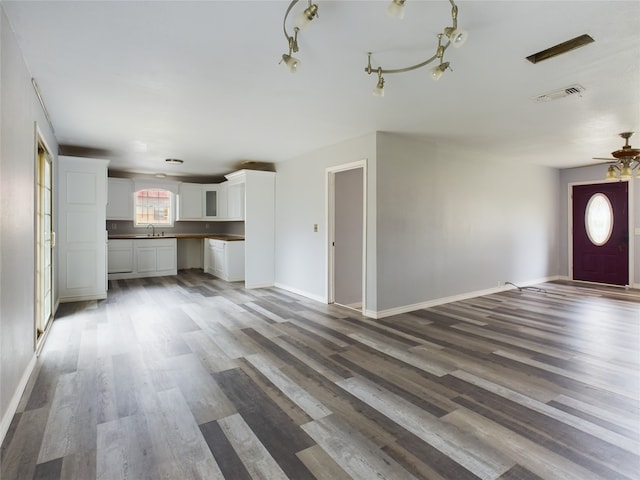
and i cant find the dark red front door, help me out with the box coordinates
[572,182,629,285]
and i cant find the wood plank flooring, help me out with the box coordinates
[2,271,639,479]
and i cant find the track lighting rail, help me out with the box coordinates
[280,0,468,96]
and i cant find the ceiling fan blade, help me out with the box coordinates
[592,157,617,162]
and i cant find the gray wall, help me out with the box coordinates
[375,133,561,312]
[1,8,58,438]
[274,132,378,309]
[559,165,639,287]
[275,131,561,316]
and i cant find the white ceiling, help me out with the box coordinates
[3,0,640,177]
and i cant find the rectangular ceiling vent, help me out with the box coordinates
[534,84,586,103]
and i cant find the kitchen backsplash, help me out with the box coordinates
[106,220,245,236]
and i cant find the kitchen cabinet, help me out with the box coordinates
[58,156,109,302]
[108,239,133,273]
[224,170,275,288]
[107,177,133,220]
[108,238,177,279]
[204,239,245,282]
[226,181,244,220]
[204,183,226,219]
[177,182,204,220]
[178,182,228,220]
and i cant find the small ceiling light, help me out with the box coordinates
[444,27,468,48]
[430,62,449,80]
[165,158,184,165]
[281,53,301,73]
[605,165,617,180]
[295,1,319,30]
[387,0,406,20]
[373,68,385,97]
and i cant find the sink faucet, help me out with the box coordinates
[146,224,155,236]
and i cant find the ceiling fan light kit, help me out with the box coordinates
[597,132,640,180]
[280,0,467,96]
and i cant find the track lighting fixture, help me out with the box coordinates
[280,0,318,72]
[279,0,467,94]
[365,0,466,95]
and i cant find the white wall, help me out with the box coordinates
[1,7,58,441]
[274,132,377,308]
[275,131,561,317]
[559,165,639,287]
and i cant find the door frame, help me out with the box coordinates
[568,179,635,287]
[34,123,55,352]
[326,160,368,312]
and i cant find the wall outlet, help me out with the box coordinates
[110,223,117,230]
[205,223,210,229]
[497,281,502,287]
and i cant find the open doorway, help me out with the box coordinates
[327,160,367,312]
[35,126,54,349]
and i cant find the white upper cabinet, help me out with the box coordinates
[177,182,204,220]
[227,181,245,220]
[106,177,133,220]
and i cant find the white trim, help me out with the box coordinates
[274,282,326,304]
[326,160,368,312]
[0,353,37,445]
[245,282,276,290]
[366,276,563,319]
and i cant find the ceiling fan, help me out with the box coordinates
[593,132,640,180]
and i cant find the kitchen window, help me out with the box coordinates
[134,188,173,226]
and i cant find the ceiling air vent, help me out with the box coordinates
[526,34,594,64]
[534,84,586,103]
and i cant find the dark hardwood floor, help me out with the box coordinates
[2,271,639,479]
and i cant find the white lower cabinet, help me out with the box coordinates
[108,238,177,280]
[204,239,244,282]
[108,240,134,273]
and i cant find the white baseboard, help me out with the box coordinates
[367,275,563,319]
[273,283,326,304]
[0,353,37,445]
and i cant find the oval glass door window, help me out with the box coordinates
[585,193,613,246]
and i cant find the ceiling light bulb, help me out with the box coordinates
[373,76,385,97]
[448,28,468,48]
[605,165,618,180]
[295,3,318,30]
[620,164,633,179]
[430,62,449,81]
[282,54,301,73]
[387,0,406,19]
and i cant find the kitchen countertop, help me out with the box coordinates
[108,234,245,241]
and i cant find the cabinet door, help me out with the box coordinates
[156,246,177,273]
[107,178,133,220]
[178,183,204,220]
[136,247,157,273]
[58,156,108,301]
[203,184,219,218]
[108,240,133,273]
[212,243,225,278]
[227,183,245,220]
